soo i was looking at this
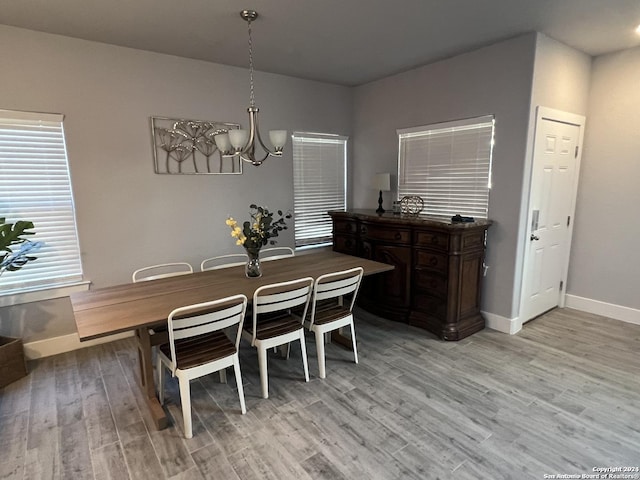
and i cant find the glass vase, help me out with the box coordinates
[245,247,262,278]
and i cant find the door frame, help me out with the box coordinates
[519,106,586,323]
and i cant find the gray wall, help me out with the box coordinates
[0,25,352,342]
[2,24,637,346]
[568,45,640,309]
[351,33,537,319]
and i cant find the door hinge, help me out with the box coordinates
[567,216,571,227]
[560,280,564,291]
[575,146,579,158]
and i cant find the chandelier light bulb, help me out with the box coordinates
[269,130,288,150]
[229,129,249,149]
[213,132,232,154]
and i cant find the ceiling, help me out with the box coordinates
[3,0,640,86]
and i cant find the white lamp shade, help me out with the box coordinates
[228,129,248,149]
[269,130,288,149]
[214,133,231,153]
[373,173,391,191]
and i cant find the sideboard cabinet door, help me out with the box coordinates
[363,243,412,320]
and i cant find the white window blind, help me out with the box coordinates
[397,115,495,220]
[292,132,347,247]
[0,109,83,293]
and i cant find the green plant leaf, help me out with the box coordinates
[0,218,42,275]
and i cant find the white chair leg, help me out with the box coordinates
[299,331,309,382]
[314,330,326,379]
[286,342,291,360]
[233,356,247,414]
[350,319,359,364]
[177,375,193,439]
[219,369,227,384]
[258,346,269,399]
[157,357,165,404]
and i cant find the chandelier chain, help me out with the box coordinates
[247,18,256,108]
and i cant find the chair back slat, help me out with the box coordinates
[132,262,193,282]
[170,302,245,340]
[315,275,361,301]
[201,253,248,271]
[260,246,295,262]
[254,285,312,314]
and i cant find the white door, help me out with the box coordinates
[520,108,584,323]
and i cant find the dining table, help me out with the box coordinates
[70,249,394,430]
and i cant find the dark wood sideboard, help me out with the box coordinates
[329,210,492,341]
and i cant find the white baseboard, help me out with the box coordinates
[565,294,640,326]
[23,331,135,360]
[482,311,522,335]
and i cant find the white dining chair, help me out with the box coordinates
[132,262,195,382]
[200,253,249,271]
[260,246,295,261]
[242,277,314,399]
[306,267,364,379]
[157,294,248,439]
[132,262,193,282]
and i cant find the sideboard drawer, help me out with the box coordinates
[414,250,448,274]
[414,270,448,298]
[333,235,357,255]
[334,219,357,235]
[414,230,449,252]
[462,232,486,250]
[360,223,411,244]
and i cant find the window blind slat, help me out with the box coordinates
[293,133,347,247]
[0,109,83,292]
[397,115,495,220]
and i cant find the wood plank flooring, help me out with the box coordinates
[2,307,639,479]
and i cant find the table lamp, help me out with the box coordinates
[373,173,391,214]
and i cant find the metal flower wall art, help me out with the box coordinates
[151,117,242,174]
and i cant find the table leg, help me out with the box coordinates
[331,328,353,349]
[329,296,353,349]
[136,327,169,430]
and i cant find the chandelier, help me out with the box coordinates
[214,10,287,166]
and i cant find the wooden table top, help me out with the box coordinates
[71,250,394,341]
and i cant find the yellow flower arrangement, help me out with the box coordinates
[226,204,291,251]
[225,217,246,246]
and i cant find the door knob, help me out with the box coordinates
[530,234,540,241]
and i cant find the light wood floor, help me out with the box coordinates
[1,307,639,479]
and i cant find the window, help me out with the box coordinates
[397,115,494,220]
[292,132,347,248]
[0,109,83,295]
